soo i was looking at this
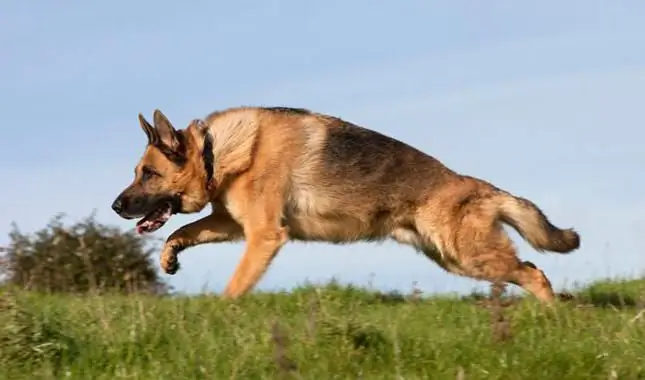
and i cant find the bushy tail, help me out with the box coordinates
[496,192,580,253]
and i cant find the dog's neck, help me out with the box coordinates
[186,119,215,192]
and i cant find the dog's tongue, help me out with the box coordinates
[135,204,173,234]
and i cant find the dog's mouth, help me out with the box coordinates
[135,202,175,234]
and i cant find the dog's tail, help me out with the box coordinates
[495,192,580,253]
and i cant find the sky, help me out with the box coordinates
[2,1,645,296]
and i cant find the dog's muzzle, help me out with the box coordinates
[111,198,124,214]
[111,195,137,219]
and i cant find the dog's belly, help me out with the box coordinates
[285,214,387,243]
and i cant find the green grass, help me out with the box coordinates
[1,278,645,380]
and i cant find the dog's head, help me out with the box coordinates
[111,110,210,234]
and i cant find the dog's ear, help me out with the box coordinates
[153,109,181,151]
[139,113,159,145]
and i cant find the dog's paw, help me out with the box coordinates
[161,253,180,275]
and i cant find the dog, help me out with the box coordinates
[111,106,580,302]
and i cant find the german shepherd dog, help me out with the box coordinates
[111,106,580,302]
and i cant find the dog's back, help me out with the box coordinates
[281,110,459,243]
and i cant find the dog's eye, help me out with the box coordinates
[141,167,159,181]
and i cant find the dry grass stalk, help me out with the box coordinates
[270,320,301,379]
[490,281,512,343]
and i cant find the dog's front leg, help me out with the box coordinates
[160,210,244,274]
[221,225,289,298]
[221,193,289,299]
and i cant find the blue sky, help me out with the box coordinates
[2,2,645,296]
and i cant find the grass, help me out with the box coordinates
[1,279,645,379]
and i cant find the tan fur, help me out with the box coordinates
[113,106,581,303]
[205,108,261,188]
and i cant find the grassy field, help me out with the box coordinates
[1,279,645,380]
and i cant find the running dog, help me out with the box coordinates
[111,106,580,302]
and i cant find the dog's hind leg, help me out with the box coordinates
[454,237,556,303]
[501,260,555,302]
[161,207,244,274]
[413,200,556,303]
[451,206,557,303]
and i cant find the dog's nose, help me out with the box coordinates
[111,198,123,214]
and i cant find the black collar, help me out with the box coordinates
[194,119,215,192]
